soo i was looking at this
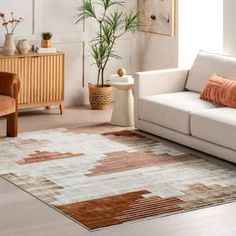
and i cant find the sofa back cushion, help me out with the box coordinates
[186,51,236,93]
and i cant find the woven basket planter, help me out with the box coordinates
[88,83,112,110]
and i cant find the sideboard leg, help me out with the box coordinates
[59,103,64,115]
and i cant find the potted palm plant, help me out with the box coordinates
[75,0,139,110]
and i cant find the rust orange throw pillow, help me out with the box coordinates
[200,74,236,108]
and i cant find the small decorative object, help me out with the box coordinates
[117,68,126,77]
[41,32,53,48]
[75,0,139,110]
[0,12,23,55]
[138,0,175,36]
[31,44,36,52]
[17,39,31,54]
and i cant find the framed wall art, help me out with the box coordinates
[138,0,176,37]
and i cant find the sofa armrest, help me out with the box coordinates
[0,72,20,100]
[134,68,189,98]
[134,68,189,126]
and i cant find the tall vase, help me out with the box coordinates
[3,34,16,56]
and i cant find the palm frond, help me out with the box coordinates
[101,22,115,44]
[110,52,122,60]
[75,0,96,24]
[125,9,140,33]
[91,41,111,67]
[98,0,124,11]
[105,10,124,33]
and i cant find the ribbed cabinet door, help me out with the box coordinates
[19,56,31,104]
[0,53,64,108]
[30,54,64,104]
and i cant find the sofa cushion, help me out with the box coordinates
[0,95,16,116]
[139,92,220,135]
[186,51,236,93]
[191,108,236,151]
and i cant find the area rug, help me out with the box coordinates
[1,125,236,230]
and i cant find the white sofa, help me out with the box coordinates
[134,51,236,164]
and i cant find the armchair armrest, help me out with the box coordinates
[0,72,20,100]
[134,68,189,98]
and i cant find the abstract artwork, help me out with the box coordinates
[139,0,175,36]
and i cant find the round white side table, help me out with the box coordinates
[109,82,134,127]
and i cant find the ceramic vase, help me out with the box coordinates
[3,34,16,56]
[17,39,31,54]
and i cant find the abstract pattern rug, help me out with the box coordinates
[1,125,236,230]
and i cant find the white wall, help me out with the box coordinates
[223,0,236,56]
[135,31,178,71]
[0,0,137,106]
[178,0,223,68]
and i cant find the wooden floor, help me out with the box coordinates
[0,106,236,236]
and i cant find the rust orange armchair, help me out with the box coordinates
[0,72,20,137]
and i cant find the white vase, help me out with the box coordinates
[17,39,31,55]
[3,34,16,56]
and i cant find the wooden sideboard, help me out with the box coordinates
[0,52,65,114]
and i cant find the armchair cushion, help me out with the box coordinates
[186,51,236,93]
[0,95,16,116]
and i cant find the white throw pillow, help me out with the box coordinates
[186,50,236,93]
